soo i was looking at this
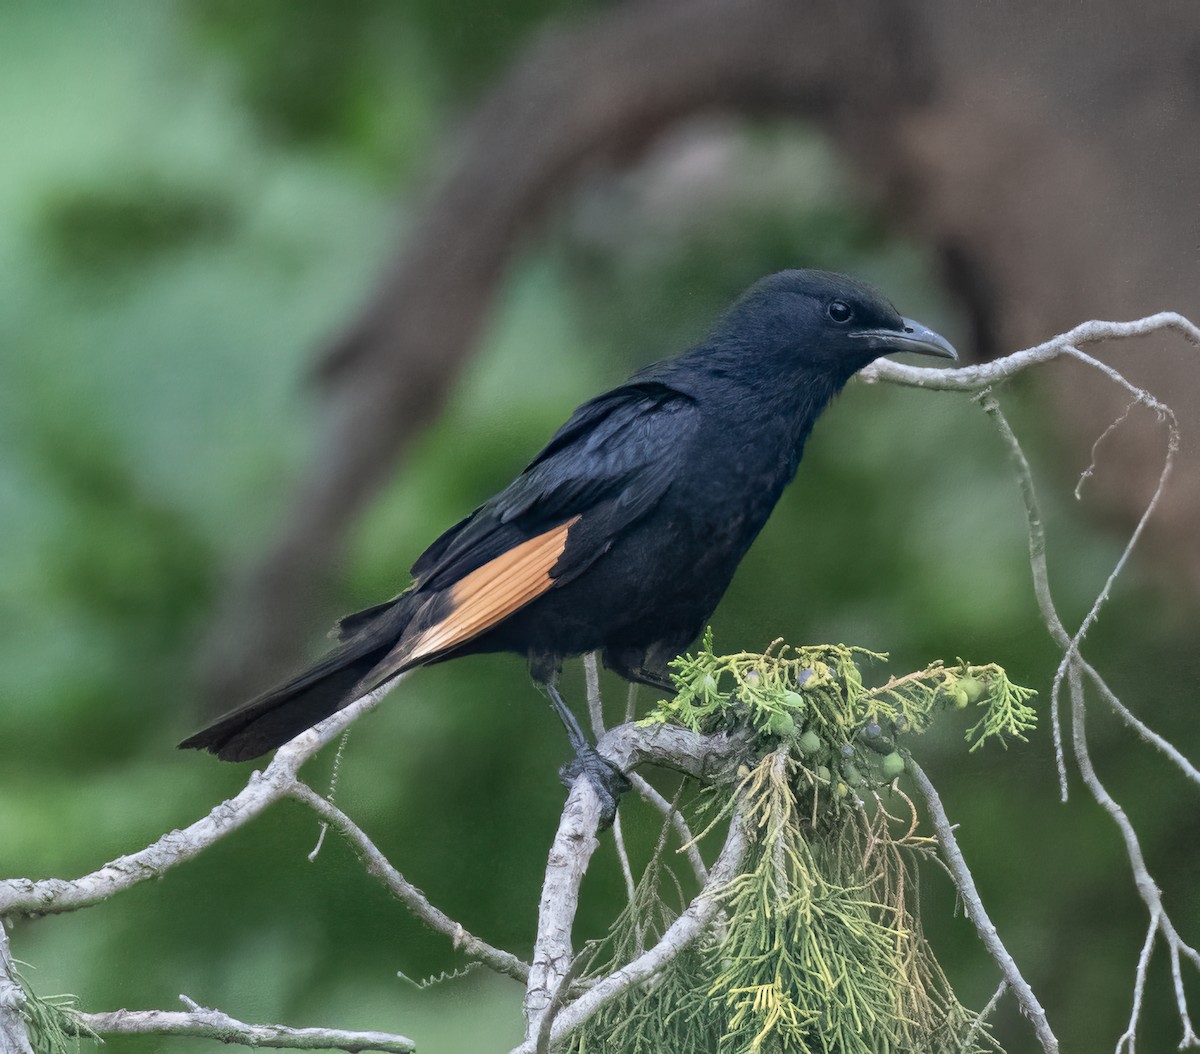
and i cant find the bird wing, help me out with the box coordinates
[414,381,698,587]
[353,381,700,681]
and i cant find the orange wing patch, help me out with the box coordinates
[387,516,580,670]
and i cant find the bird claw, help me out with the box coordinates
[559,747,631,830]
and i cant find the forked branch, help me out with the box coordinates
[879,313,1200,1052]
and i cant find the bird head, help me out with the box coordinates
[719,269,957,378]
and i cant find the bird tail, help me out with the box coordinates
[180,599,411,762]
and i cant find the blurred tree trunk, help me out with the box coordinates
[196,0,1200,710]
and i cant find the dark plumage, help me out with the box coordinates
[181,270,955,811]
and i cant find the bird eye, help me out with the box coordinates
[827,300,853,324]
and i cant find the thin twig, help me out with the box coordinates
[68,996,415,1052]
[628,771,709,885]
[976,391,1071,798]
[1079,655,1200,788]
[906,755,1059,1053]
[960,979,1007,1054]
[979,377,1200,1050]
[583,652,637,905]
[1067,665,1200,1049]
[1046,348,1179,787]
[308,729,351,862]
[1116,915,1158,1054]
[583,652,604,737]
[288,782,530,984]
[0,680,401,918]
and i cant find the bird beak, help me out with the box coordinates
[852,318,958,361]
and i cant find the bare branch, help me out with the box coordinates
[69,996,415,1053]
[1067,664,1200,1049]
[1117,915,1158,1054]
[0,681,400,919]
[859,312,1200,391]
[932,324,1200,1050]
[287,782,530,984]
[596,721,747,783]
[906,755,1059,1054]
[974,328,1197,798]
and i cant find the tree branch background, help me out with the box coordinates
[2,2,1198,1051]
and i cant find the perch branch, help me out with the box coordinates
[0,680,401,919]
[522,720,747,1042]
[513,792,750,1054]
[4,690,747,1054]
[906,755,1059,1054]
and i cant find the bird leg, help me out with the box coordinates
[601,648,678,697]
[624,668,675,695]
[542,678,630,829]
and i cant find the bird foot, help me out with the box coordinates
[559,746,631,830]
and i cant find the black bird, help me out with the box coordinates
[181,270,955,816]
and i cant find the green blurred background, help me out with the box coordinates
[2,3,1197,1052]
